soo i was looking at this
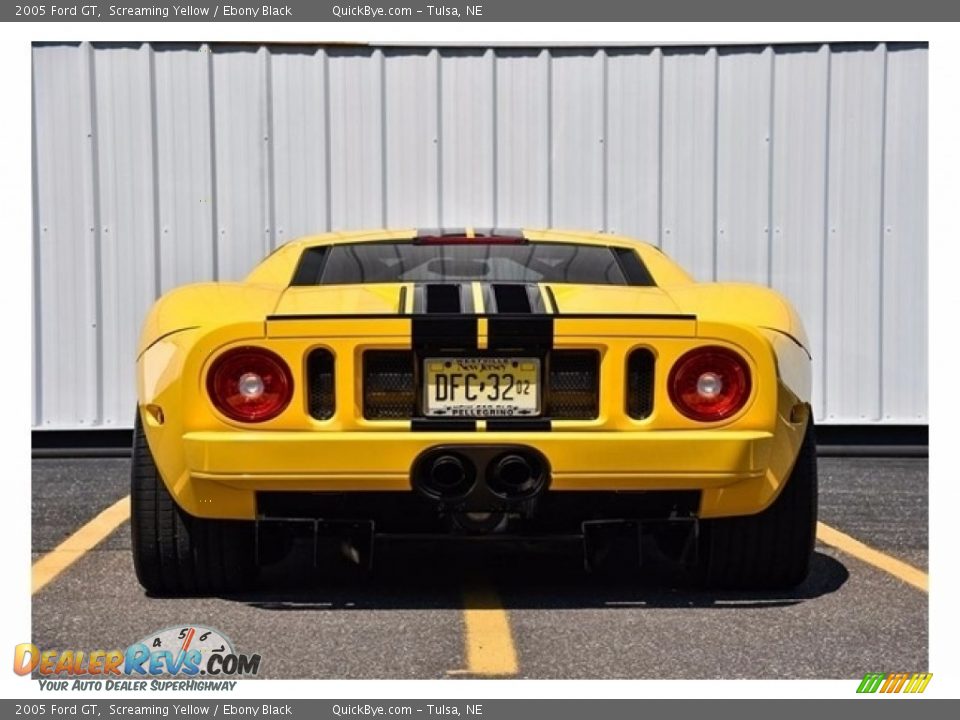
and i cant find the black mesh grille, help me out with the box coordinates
[546,351,600,420]
[364,351,416,419]
[307,349,335,420]
[626,349,655,419]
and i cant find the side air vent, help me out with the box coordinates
[546,350,600,420]
[306,349,335,420]
[626,349,655,420]
[363,351,416,419]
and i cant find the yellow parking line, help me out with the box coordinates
[459,584,518,677]
[816,521,928,593]
[32,495,131,595]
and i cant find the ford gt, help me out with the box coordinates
[131,228,817,594]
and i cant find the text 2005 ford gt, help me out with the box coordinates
[132,228,817,594]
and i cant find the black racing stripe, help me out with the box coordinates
[412,317,478,352]
[488,316,553,352]
[486,293,555,431]
[482,283,546,315]
[486,419,551,432]
[411,283,478,352]
[493,284,531,313]
[411,419,477,432]
[412,283,479,432]
[426,284,462,313]
[412,283,474,315]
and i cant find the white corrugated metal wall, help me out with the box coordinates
[31,41,928,429]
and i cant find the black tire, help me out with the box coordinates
[699,419,818,590]
[130,411,257,596]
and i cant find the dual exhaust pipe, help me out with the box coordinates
[412,445,549,507]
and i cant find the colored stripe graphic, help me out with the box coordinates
[857,673,886,693]
[908,673,934,694]
[857,672,932,694]
[888,673,908,693]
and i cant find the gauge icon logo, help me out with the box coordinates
[135,625,234,666]
[126,625,259,677]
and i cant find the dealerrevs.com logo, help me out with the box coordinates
[14,625,260,691]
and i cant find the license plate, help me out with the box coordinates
[423,357,540,418]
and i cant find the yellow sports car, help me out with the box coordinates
[132,228,816,594]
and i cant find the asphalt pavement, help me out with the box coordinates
[30,455,928,679]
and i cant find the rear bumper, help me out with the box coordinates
[185,429,771,488]
[167,421,806,521]
[140,315,811,521]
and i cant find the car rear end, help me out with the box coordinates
[135,232,813,586]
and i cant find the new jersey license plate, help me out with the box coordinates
[423,357,540,418]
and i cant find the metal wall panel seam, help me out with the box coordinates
[490,48,498,227]
[710,47,719,281]
[378,49,388,227]
[322,49,333,232]
[84,41,104,426]
[147,44,162,300]
[601,49,609,233]
[877,42,889,420]
[204,43,220,281]
[820,45,833,423]
[656,48,664,249]
[435,49,444,228]
[545,49,553,227]
[31,58,43,426]
[264,47,278,252]
[766,45,776,287]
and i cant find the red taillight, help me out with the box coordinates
[668,346,752,422]
[207,347,293,423]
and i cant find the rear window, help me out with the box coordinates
[291,242,654,286]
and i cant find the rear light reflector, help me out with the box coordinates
[668,346,751,422]
[207,347,293,423]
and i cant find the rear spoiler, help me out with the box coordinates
[265,313,696,322]
[264,313,699,343]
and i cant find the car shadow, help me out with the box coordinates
[229,538,849,612]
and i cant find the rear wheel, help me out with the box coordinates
[698,419,818,590]
[130,411,256,596]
